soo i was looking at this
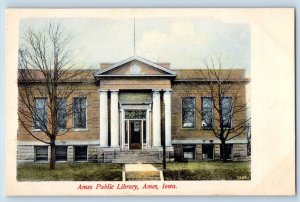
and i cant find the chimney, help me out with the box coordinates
[157,63,171,69]
[100,63,114,70]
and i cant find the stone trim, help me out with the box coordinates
[172,139,247,144]
[95,55,177,76]
[17,140,100,146]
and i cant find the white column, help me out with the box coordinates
[164,90,172,147]
[99,90,108,147]
[110,90,119,147]
[152,90,161,147]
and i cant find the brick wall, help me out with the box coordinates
[171,82,247,141]
[18,83,100,142]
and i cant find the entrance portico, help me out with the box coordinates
[98,89,173,151]
[95,56,176,162]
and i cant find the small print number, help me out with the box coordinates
[237,176,248,180]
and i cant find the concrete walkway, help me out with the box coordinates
[123,164,163,181]
[125,164,158,172]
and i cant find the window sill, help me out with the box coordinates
[72,128,88,132]
[35,161,48,163]
[56,160,68,163]
[32,129,43,132]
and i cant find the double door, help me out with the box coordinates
[126,119,146,150]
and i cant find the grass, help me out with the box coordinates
[154,161,251,181]
[17,163,123,181]
[17,161,250,181]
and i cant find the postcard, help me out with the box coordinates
[5,8,295,196]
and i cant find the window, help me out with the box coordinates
[55,146,68,161]
[125,110,146,119]
[73,98,87,129]
[182,97,196,128]
[202,144,214,160]
[220,144,233,160]
[35,146,48,162]
[221,97,232,128]
[202,97,213,129]
[34,98,47,130]
[183,145,195,160]
[74,146,87,161]
[57,98,67,130]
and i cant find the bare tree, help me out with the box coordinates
[178,53,250,162]
[18,22,93,169]
[246,124,251,156]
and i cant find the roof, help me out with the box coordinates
[174,69,249,82]
[18,57,249,83]
[18,69,96,83]
[94,55,177,77]
[18,68,249,83]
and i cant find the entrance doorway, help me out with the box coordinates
[129,120,142,150]
[122,108,149,150]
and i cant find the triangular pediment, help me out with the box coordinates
[94,56,176,77]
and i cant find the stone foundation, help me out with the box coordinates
[17,145,34,163]
[173,144,183,161]
[214,144,221,160]
[67,146,74,162]
[17,143,247,163]
[232,144,248,161]
[195,144,202,161]
[88,145,99,162]
[173,143,248,162]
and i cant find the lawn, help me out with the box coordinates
[17,161,250,181]
[155,161,251,181]
[17,163,123,181]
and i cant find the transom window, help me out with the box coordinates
[202,97,213,129]
[182,97,196,128]
[34,98,47,131]
[73,98,87,129]
[125,110,146,119]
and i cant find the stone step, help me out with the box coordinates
[109,150,163,164]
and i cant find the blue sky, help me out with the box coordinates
[20,17,250,73]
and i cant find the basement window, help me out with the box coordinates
[74,146,87,162]
[55,146,68,161]
[221,144,233,160]
[202,144,214,160]
[183,145,195,160]
[35,146,48,162]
